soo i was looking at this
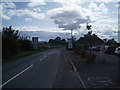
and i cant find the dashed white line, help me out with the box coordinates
[40,56,47,61]
[48,52,51,55]
[48,52,52,55]
[0,65,33,88]
[66,56,87,89]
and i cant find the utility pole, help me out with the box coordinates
[103,40,106,63]
[67,29,73,50]
[71,29,73,39]
[71,29,73,49]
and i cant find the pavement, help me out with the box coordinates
[64,50,119,88]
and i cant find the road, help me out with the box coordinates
[2,47,83,88]
[3,47,118,88]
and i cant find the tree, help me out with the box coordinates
[49,39,54,44]
[21,39,33,51]
[61,38,66,43]
[107,38,117,45]
[86,23,92,30]
[2,26,33,59]
[54,36,61,43]
[2,26,20,58]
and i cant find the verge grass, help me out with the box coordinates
[3,46,59,63]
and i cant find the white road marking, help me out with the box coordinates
[0,65,33,88]
[48,52,52,55]
[40,56,47,61]
[48,52,51,54]
[66,56,87,89]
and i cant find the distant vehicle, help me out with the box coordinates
[105,46,117,54]
[67,39,73,50]
[100,46,109,51]
[95,46,102,51]
[90,46,96,50]
[90,45,102,51]
[115,47,120,56]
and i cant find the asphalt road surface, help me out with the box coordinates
[2,47,83,88]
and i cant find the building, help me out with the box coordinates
[76,36,104,50]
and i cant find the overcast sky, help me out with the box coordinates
[1,0,119,42]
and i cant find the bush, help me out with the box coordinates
[20,39,33,51]
[2,26,33,59]
[85,53,96,63]
[79,50,87,58]
[2,26,20,58]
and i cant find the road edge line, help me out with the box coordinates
[66,56,87,89]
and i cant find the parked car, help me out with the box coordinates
[90,45,102,51]
[95,46,102,51]
[100,46,109,51]
[105,46,118,54]
[115,47,120,56]
[90,46,96,51]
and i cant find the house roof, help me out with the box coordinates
[76,36,104,45]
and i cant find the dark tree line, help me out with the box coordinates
[49,36,66,45]
[2,26,33,59]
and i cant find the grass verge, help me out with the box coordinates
[3,46,60,63]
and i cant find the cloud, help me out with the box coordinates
[93,0,118,2]
[72,19,118,41]
[27,0,46,7]
[15,26,39,31]
[0,4,3,17]
[1,2,16,20]
[89,22,118,40]
[2,14,11,20]
[0,0,118,2]
[99,3,108,14]
[1,2,45,20]
[14,26,71,41]
[88,2,108,15]
[15,26,70,33]
[53,0,118,4]
[33,8,41,12]
[7,9,45,19]
[25,18,32,22]
[19,30,70,41]
[47,4,93,30]
[96,18,118,24]
[115,4,119,7]
[88,2,99,11]
[2,2,16,9]
[47,2,109,31]
[54,0,82,5]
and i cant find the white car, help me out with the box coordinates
[115,47,120,56]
